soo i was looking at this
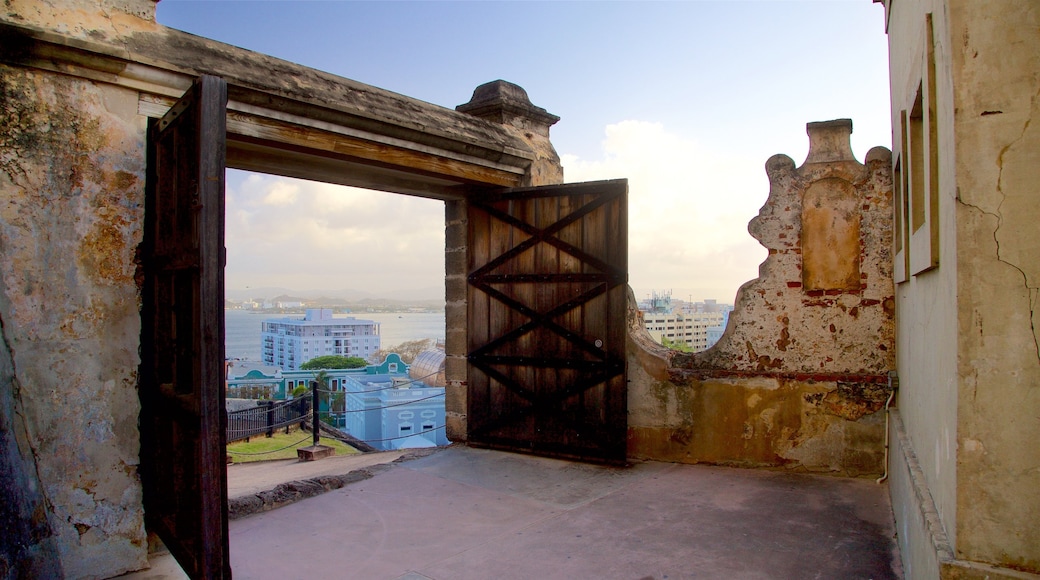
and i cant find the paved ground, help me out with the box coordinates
[226,448,411,500]
[125,445,902,579]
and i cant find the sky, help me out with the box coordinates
[156,0,892,304]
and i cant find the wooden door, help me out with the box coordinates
[139,75,230,578]
[467,180,628,465]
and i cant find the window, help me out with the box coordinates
[893,150,908,283]
[904,13,941,276]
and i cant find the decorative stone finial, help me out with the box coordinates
[803,119,856,165]
[457,80,560,137]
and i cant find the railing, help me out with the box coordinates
[226,398,310,444]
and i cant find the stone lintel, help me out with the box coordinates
[457,80,560,137]
[0,21,541,196]
[804,118,857,165]
[297,445,336,461]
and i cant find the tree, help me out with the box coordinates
[310,370,346,428]
[661,336,693,353]
[300,355,367,370]
[373,338,437,364]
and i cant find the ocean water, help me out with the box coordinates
[224,310,446,362]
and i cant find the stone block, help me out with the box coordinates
[444,247,467,277]
[444,381,466,415]
[445,300,467,330]
[444,198,467,224]
[297,445,336,462]
[445,412,467,442]
[445,355,468,381]
[445,276,467,305]
[444,328,467,357]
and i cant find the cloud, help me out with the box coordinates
[260,179,299,206]
[561,120,768,303]
[225,172,445,293]
[225,119,770,302]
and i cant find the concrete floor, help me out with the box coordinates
[128,445,902,579]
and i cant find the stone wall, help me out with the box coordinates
[443,198,470,442]
[2,4,163,575]
[627,120,896,477]
[0,66,149,577]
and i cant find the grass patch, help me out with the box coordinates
[227,429,359,463]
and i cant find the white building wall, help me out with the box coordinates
[883,0,1040,575]
[642,310,726,353]
[261,309,380,370]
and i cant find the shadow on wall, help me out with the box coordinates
[626,119,896,477]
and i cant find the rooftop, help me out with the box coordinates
[127,446,902,579]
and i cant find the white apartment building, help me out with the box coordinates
[643,310,726,353]
[261,309,380,370]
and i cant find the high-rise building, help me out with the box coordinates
[261,309,380,370]
[640,294,734,352]
[642,310,726,352]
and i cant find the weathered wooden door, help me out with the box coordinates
[139,75,230,578]
[467,179,628,464]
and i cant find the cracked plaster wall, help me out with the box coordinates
[627,120,896,477]
[883,0,1040,576]
[0,65,148,577]
[948,0,1040,572]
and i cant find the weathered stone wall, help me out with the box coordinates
[444,198,470,442]
[1,8,159,573]
[0,66,149,577]
[456,80,564,188]
[3,0,160,42]
[628,120,896,477]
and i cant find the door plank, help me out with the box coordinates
[466,180,628,464]
[140,75,231,579]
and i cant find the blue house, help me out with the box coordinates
[343,351,448,450]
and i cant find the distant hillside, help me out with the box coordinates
[226,286,443,303]
[269,295,444,310]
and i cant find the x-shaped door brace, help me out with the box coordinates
[467,190,626,431]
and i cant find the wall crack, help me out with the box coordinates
[0,285,55,516]
[96,1,134,60]
[956,196,1040,364]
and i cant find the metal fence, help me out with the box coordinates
[226,398,310,443]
